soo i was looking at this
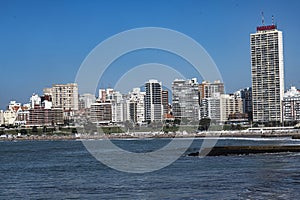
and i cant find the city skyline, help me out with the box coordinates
[1,1,300,109]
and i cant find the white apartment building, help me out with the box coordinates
[199,80,224,122]
[108,91,124,123]
[250,24,284,123]
[127,88,146,124]
[200,95,221,122]
[51,83,79,111]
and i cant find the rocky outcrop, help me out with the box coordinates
[188,145,300,156]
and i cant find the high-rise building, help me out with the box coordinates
[161,90,169,116]
[250,23,284,123]
[199,80,224,122]
[145,80,163,122]
[199,80,224,101]
[235,87,253,120]
[172,78,200,122]
[200,97,220,122]
[108,91,124,123]
[238,88,252,114]
[51,83,79,111]
[126,88,145,124]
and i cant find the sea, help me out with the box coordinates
[1,137,300,199]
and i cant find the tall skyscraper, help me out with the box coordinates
[145,80,163,122]
[250,23,284,123]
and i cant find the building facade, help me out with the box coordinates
[127,88,145,124]
[108,91,124,123]
[90,102,112,124]
[236,87,252,115]
[200,97,221,122]
[283,86,300,122]
[162,90,169,116]
[199,80,224,100]
[28,106,63,126]
[145,80,163,122]
[250,24,284,123]
[172,78,200,122]
[220,94,243,123]
[79,93,96,109]
[51,83,79,111]
[199,80,224,122]
[0,110,3,125]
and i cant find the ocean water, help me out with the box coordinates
[1,138,300,199]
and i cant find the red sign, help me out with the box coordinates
[257,25,277,31]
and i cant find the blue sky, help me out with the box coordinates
[1,0,300,109]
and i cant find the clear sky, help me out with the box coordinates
[1,0,300,109]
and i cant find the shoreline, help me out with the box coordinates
[1,129,300,141]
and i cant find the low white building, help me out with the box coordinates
[283,86,300,122]
[3,110,17,125]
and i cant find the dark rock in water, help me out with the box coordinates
[188,145,300,156]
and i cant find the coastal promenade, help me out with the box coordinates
[1,127,300,141]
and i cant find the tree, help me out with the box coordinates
[20,129,27,135]
[32,126,38,134]
[72,128,77,134]
[43,126,47,133]
[198,118,211,131]
[173,118,181,125]
[84,121,97,134]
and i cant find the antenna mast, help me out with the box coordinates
[261,12,265,25]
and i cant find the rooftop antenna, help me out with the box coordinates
[272,15,274,25]
[261,11,265,25]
